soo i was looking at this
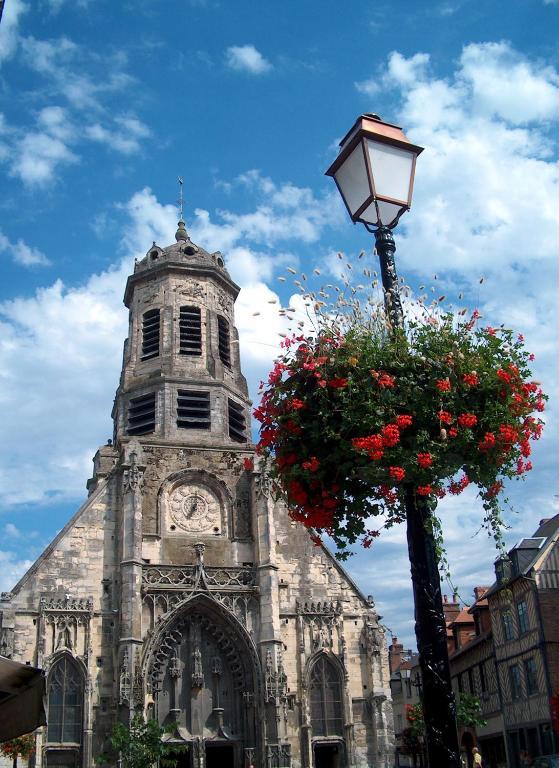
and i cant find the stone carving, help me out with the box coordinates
[192,647,204,688]
[169,650,181,679]
[215,288,231,314]
[361,620,383,657]
[119,648,132,705]
[265,648,287,704]
[40,596,93,613]
[133,649,144,710]
[266,744,291,768]
[142,564,256,590]
[178,281,205,298]
[123,452,145,494]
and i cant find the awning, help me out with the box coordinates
[0,656,46,741]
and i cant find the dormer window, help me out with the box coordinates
[228,399,247,442]
[217,315,231,368]
[179,306,202,356]
[127,392,156,435]
[141,308,160,360]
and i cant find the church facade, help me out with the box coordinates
[0,221,394,768]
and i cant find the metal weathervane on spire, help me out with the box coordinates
[177,176,184,222]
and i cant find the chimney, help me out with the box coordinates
[389,636,404,674]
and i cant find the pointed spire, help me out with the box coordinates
[175,220,188,242]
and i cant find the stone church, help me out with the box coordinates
[0,220,394,768]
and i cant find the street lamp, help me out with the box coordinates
[326,114,461,768]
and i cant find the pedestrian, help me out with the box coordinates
[472,746,483,767]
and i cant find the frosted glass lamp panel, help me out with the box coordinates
[360,199,403,227]
[334,144,371,216]
[366,139,414,204]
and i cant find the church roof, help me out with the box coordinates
[124,221,240,306]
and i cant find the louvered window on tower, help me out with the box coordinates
[179,306,202,356]
[228,399,247,442]
[141,308,160,360]
[127,392,156,435]
[177,390,211,429]
[217,315,231,367]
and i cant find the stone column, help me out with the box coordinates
[119,440,146,721]
[252,461,283,757]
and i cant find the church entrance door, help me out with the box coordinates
[205,742,235,768]
[313,742,342,768]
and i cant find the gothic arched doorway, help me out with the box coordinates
[146,596,261,768]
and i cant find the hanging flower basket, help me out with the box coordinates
[255,309,545,557]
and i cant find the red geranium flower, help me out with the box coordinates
[458,413,477,428]
[417,452,433,469]
[436,378,451,392]
[417,485,433,496]
[389,466,406,482]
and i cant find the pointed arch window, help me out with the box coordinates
[47,655,84,744]
[309,655,343,737]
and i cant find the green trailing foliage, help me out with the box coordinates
[98,715,188,768]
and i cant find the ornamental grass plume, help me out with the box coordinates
[255,259,546,563]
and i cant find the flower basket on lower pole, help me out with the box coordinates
[255,226,544,767]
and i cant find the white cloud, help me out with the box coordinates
[459,42,559,124]
[0,0,27,64]
[9,106,78,185]
[86,116,151,155]
[0,231,51,266]
[225,44,272,74]
[0,551,33,592]
[2,35,147,184]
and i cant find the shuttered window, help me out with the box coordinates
[141,308,160,360]
[127,393,156,435]
[179,306,202,356]
[228,399,247,442]
[217,315,231,367]
[177,390,210,429]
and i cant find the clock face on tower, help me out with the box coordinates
[168,484,221,534]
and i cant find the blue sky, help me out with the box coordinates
[1,0,559,650]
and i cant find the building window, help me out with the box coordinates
[524,658,538,695]
[177,390,210,429]
[309,656,343,737]
[479,662,487,693]
[47,655,84,744]
[509,664,521,700]
[458,673,464,693]
[179,306,202,356]
[502,610,515,641]
[468,668,475,694]
[517,600,529,634]
[141,308,160,360]
[217,315,231,367]
[127,392,156,435]
[228,399,247,442]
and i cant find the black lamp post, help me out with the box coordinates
[326,113,461,768]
